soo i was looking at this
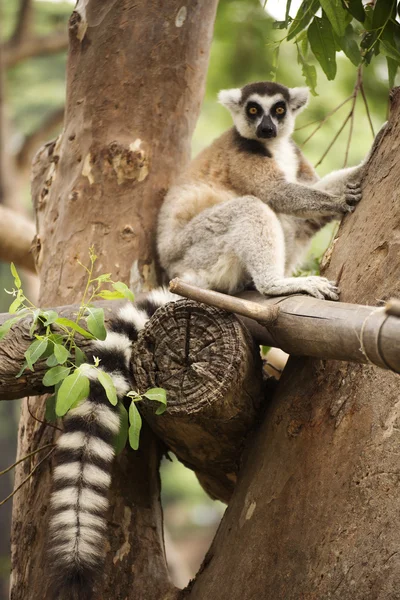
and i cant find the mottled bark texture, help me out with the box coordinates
[10,1,218,598]
[184,91,400,600]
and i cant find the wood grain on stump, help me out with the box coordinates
[132,299,265,503]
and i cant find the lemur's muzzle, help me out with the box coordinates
[257,115,277,139]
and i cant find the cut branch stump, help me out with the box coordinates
[132,299,265,502]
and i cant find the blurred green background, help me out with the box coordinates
[0,0,395,596]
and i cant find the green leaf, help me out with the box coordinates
[94,273,112,283]
[0,315,24,340]
[74,347,87,367]
[335,26,362,66]
[10,263,21,288]
[128,401,142,450]
[40,310,58,326]
[112,282,135,302]
[9,291,24,314]
[96,290,126,300]
[97,369,118,406]
[387,56,398,88]
[346,0,365,22]
[297,46,318,95]
[55,369,90,417]
[45,394,58,423]
[15,360,28,378]
[380,39,400,61]
[143,387,167,415]
[43,365,71,387]
[24,338,48,370]
[29,309,41,337]
[55,317,95,339]
[53,343,70,364]
[46,353,59,367]
[287,0,319,41]
[319,0,347,37]
[114,403,128,455]
[308,16,337,80]
[85,307,107,340]
[372,0,396,30]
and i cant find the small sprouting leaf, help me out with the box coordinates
[55,317,95,339]
[308,15,337,81]
[94,273,112,283]
[143,387,167,415]
[128,401,142,450]
[10,263,21,288]
[56,369,90,417]
[287,0,319,41]
[112,282,135,302]
[85,307,107,340]
[40,310,58,326]
[97,369,118,406]
[43,365,71,387]
[126,390,141,400]
[9,291,24,314]
[53,343,70,364]
[96,290,126,300]
[0,315,24,340]
[45,394,58,423]
[74,347,87,367]
[24,338,48,370]
[114,403,129,455]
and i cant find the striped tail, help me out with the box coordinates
[48,288,178,600]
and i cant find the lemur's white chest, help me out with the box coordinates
[269,138,299,183]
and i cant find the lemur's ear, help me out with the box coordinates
[218,88,242,111]
[289,87,309,112]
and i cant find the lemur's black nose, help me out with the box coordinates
[256,116,276,139]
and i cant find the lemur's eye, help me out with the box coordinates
[249,107,258,115]
[276,106,285,115]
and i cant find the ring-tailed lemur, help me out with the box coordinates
[48,288,178,600]
[157,81,376,300]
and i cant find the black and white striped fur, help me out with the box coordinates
[49,288,178,600]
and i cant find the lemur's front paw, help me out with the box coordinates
[299,276,340,301]
[344,181,362,205]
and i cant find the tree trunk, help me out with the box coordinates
[10,1,218,598]
[183,91,400,600]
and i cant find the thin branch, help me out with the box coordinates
[16,107,64,170]
[297,95,352,139]
[3,31,68,69]
[27,397,62,432]
[0,448,54,506]
[314,111,352,168]
[0,443,55,477]
[360,82,375,138]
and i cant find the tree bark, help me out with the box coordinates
[183,91,400,600]
[10,1,218,599]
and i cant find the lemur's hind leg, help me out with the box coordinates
[174,196,339,300]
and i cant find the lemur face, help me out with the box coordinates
[218,81,309,142]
